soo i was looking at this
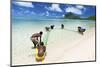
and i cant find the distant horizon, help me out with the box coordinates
[12,1,96,19]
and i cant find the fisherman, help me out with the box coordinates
[30,31,43,48]
[45,27,50,31]
[35,42,46,62]
[78,26,86,35]
[61,24,64,29]
[50,25,54,29]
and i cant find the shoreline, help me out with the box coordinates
[12,27,95,65]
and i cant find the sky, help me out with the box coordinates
[12,1,96,18]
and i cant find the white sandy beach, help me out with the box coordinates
[12,27,95,66]
[45,28,95,63]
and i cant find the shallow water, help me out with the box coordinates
[12,18,95,65]
[12,18,95,52]
[12,19,95,33]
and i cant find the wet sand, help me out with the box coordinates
[12,28,95,65]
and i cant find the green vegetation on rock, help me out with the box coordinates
[64,12,96,20]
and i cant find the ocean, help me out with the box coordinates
[12,18,95,65]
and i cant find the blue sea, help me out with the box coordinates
[12,18,95,31]
[12,18,95,48]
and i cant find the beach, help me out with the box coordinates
[45,28,95,63]
[12,19,95,65]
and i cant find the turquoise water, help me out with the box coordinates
[12,18,95,65]
[12,18,95,48]
[12,19,95,31]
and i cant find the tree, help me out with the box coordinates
[64,12,80,19]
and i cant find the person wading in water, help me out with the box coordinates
[78,26,86,35]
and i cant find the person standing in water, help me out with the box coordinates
[30,31,43,48]
[50,25,54,29]
[61,24,64,29]
[78,26,86,35]
[45,27,50,31]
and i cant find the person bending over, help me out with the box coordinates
[30,31,43,48]
[78,26,86,35]
[50,25,54,29]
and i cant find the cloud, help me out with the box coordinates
[12,9,14,13]
[47,4,62,12]
[76,5,84,9]
[17,11,23,15]
[65,7,82,15]
[40,13,45,16]
[62,14,65,17]
[13,1,34,8]
[46,11,49,16]
[65,5,86,15]
[24,10,30,13]
[31,11,35,15]
[76,5,86,11]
